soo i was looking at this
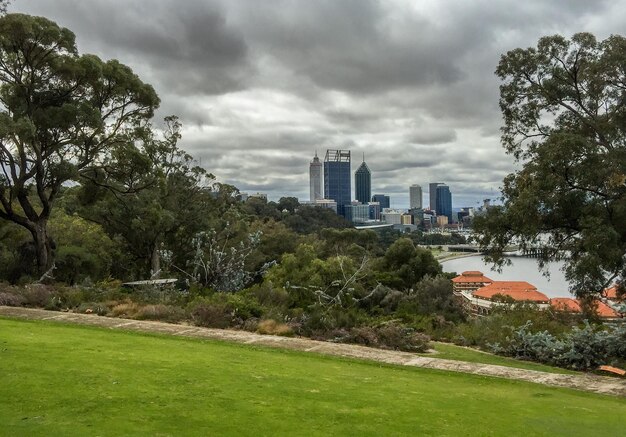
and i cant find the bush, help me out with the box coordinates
[343,322,430,352]
[76,302,109,316]
[256,319,294,336]
[0,291,24,306]
[109,301,142,318]
[19,285,55,307]
[490,321,626,371]
[135,304,185,323]
[188,299,232,328]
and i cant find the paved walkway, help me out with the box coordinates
[1,306,625,397]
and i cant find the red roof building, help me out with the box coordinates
[452,271,493,296]
[473,281,550,303]
[603,285,623,301]
[550,297,622,320]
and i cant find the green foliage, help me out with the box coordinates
[454,303,573,348]
[373,238,441,290]
[476,32,626,297]
[344,322,430,352]
[187,293,262,328]
[0,13,159,273]
[491,321,626,370]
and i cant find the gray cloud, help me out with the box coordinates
[11,0,626,208]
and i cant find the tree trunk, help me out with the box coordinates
[31,221,54,275]
[151,244,160,278]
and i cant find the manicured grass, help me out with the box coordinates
[423,341,576,374]
[1,318,625,436]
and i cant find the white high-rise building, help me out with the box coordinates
[309,152,323,201]
[409,184,423,209]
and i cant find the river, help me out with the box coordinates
[440,255,571,299]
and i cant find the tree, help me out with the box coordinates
[374,238,441,290]
[0,14,159,274]
[475,33,626,297]
[78,117,212,278]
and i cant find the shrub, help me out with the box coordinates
[109,301,142,318]
[256,319,293,336]
[490,321,626,371]
[20,285,55,307]
[136,304,185,323]
[0,291,24,306]
[188,299,232,328]
[342,322,430,352]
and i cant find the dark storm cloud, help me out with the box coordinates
[14,0,251,95]
[11,0,625,207]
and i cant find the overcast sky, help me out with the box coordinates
[12,0,626,208]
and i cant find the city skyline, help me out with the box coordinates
[14,1,624,208]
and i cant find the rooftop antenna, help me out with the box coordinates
[363,152,365,162]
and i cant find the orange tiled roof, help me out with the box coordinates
[550,297,621,319]
[603,285,623,300]
[452,271,493,284]
[473,281,549,303]
[596,301,621,318]
[550,298,581,313]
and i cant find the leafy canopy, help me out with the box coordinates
[475,33,626,297]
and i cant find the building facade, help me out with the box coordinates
[355,160,371,204]
[409,184,422,209]
[324,149,351,216]
[309,152,323,201]
[429,182,443,211]
[344,204,370,223]
[372,194,390,210]
[435,184,453,222]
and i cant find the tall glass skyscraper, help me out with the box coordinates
[429,182,443,211]
[409,184,422,209]
[372,194,390,209]
[309,152,323,201]
[324,149,351,216]
[354,157,371,204]
[435,184,453,222]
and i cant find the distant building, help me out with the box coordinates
[435,184,453,222]
[408,208,423,227]
[248,192,268,202]
[344,204,370,223]
[429,182,443,211]
[551,298,622,320]
[436,215,449,227]
[381,208,403,225]
[372,194,390,210]
[313,198,338,213]
[324,149,351,216]
[354,158,372,205]
[401,214,413,225]
[309,152,323,201]
[368,202,381,220]
[409,184,422,209]
[454,277,550,316]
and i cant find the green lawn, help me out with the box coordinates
[1,318,624,436]
[423,342,576,374]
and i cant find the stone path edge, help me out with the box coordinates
[1,306,625,397]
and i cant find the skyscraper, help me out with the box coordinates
[372,194,390,209]
[409,184,422,209]
[435,184,453,223]
[309,152,323,201]
[354,155,371,204]
[324,149,351,216]
[429,182,443,211]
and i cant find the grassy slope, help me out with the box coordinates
[423,342,576,374]
[1,318,624,436]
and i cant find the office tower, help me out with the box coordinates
[324,149,351,216]
[309,152,323,201]
[355,155,371,204]
[409,184,422,209]
[435,184,453,222]
[429,182,443,211]
[372,194,390,210]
